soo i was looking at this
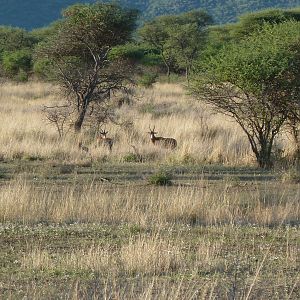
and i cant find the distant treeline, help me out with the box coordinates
[0,0,299,29]
[0,6,300,83]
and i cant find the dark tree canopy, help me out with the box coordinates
[36,3,139,132]
[231,8,300,39]
[39,3,138,60]
[191,21,300,168]
[139,10,213,81]
[0,26,35,54]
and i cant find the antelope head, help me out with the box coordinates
[99,129,109,139]
[98,128,113,151]
[148,126,158,140]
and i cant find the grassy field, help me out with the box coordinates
[0,82,299,299]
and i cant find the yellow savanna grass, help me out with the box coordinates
[0,178,298,226]
[0,80,281,165]
[1,81,299,300]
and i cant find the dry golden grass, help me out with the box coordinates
[21,236,183,276]
[0,81,264,165]
[17,225,299,299]
[0,81,299,299]
[0,178,298,226]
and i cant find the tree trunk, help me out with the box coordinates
[166,65,170,83]
[256,138,273,169]
[161,53,170,83]
[74,107,87,132]
[185,66,190,86]
[291,124,300,157]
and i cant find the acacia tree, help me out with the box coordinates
[202,8,300,61]
[138,15,174,81]
[0,26,36,80]
[167,10,212,82]
[36,3,138,132]
[231,8,300,39]
[139,10,212,82]
[191,21,300,169]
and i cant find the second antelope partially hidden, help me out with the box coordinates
[97,129,113,151]
[148,126,177,149]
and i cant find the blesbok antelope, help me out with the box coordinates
[148,126,177,149]
[97,129,113,151]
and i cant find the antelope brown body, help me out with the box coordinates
[97,129,113,151]
[148,126,177,149]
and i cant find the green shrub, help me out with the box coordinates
[33,58,52,79]
[109,43,145,61]
[2,49,32,79]
[140,52,162,66]
[22,154,43,161]
[138,72,157,88]
[149,171,172,186]
[15,69,28,82]
[122,153,142,163]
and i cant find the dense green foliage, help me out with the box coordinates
[36,3,138,132]
[230,8,300,38]
[192,21,300,168]
[139,10,213,80]
[0,26,35,53]
[2,49,32,80]
[202,8,300,61]
[0,0,299,29]
[0,5,299,84]
[0,26,36,79]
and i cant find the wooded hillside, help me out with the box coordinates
[0,0,299,29]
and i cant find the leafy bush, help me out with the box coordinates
[138,72,157,87]
[109,43,162,67]
[149,171,172,186]
[22,154,43,161]
[109,43,145,61]
[15,69,28,82]
[122,153,142,163]
[2,49,32,79]
[33,58,53,79]
[140,52,162,66]
[0,26,35,53]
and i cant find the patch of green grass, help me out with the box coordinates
[149,170,173,186]
[122,153,142,163]
[22,154,44,161]
[1,224,299,299]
